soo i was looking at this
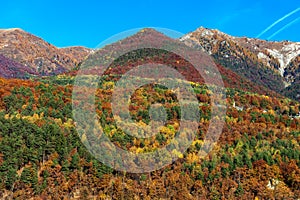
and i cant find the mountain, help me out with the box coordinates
[180,27,300,101]
[0,28,299,199]
[0,27,295,99]
[82,28,278,97]
[0,28,92,76]
[0,54,37,79]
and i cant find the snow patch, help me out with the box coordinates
[200,29,214,37]
[267,43,300,77]
[257,52,271,67]
[180,34,191,41]
[267,49,286,76]
[257,52,268,60]
[194,27,214,37]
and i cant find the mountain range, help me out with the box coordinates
[0,28,91,76]
[180,27,300,101]
[0,27,299,101]
[0,27,299,199]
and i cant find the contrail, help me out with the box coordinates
[268,16,300,40]
[256,7,300,38]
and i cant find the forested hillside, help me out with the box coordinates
[0,65,299,199]
[0,28,299,199]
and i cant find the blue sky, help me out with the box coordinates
[1,0,299,48]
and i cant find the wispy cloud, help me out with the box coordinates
[256,7,300,38]
[267,16,300,40]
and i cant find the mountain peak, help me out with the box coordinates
[139,28,158,33]
[181,27,300,100]
[193,26,232,38]
[96,27,174,51]
[137,28,169,38]
[0,28,25,33]
[0,28,92,76]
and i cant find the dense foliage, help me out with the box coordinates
[0,36,299,199]
[0,74,299,199]
[0,28,299,200]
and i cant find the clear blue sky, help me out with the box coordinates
[1,0,299,48]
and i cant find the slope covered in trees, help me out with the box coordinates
[0,54,37,79]
[0,29,299,199]
[0,70,298,199]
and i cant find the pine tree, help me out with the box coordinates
[235,184,244,196]
[5,167,17,190]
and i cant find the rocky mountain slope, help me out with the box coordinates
[0,28,299,199]
[83,28,278,97]
[0,54,37,79]
[180,27,300,100]
[0,27,296,100]
[0,28,92,76]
